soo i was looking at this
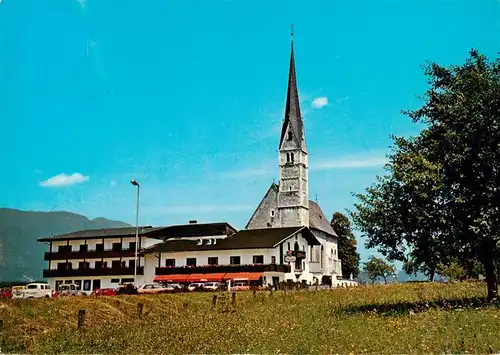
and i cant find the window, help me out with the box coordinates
[253,255,264,264]
[270,209,275,217]
[287,131,293,141]
[271,256,276,264]
[186,258,197,266]
[111,278,120,284]
[95,243,104,252]
[57,262,66,270]
[230,256,241,265]
[58,245,71,253]
[286,153,290,163]
[294,241,299,252]
[79,244,88,252]
[129,259,136,269]
[64,280,73,284]
[111,260,121,269]
[303,245,305,252]
[27,285,38,289]
[291,153,294,163]
[129,242,137,251]
[287,242,291,251]
[121,278,134,283]
[83,280,91,291]
[165,259,175,267]
[78,262,89,269]
[208,257,218,265]
[95,261,103,269]
[112,243,122,252]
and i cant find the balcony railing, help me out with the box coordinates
[44,249,143,261]
[155,263,291,275]
[43,266,144,278]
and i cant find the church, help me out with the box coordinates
[38,35,350,292]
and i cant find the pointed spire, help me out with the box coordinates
[279,25,306,150]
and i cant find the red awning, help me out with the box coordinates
[224,272,263,281]
[154,274,189,282]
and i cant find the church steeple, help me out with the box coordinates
[279,26,306,151]
[275,27,309,228]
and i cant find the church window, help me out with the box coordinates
[270,209,275,217]
[291,153,295,163]
[286,153,290,163]
[287,131,293,141]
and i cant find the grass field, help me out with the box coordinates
[0,282,499,354]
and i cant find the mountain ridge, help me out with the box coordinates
[0,208,131,282]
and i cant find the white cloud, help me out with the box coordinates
[312,156,387,171]
[311,96,328,109]
[109,180,116,186]
[40,173,89,187]
[76,0,86,8]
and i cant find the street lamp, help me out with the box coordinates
[130,179,140,286]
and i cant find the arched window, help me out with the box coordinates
[291,153,294,163]
[287,131,293,141]
[286,153,290,163]
[294,241,299,252]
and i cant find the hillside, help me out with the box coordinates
[0,208,130,282]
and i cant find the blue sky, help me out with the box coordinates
[1,0,499,262]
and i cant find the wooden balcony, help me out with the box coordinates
[44,249,143,261]
[155,263,291,275]
[43,266,144,278]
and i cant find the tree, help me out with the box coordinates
[330,212,360,278]
[363,256,396,284]
[437,261,466,282]
[352,50,500,301]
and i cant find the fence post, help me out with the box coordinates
[212,295,217,309]
[231,292,236,307]
[137,302,143,317]
[77,309,86,329]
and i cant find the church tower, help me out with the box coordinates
[275,30,309,228]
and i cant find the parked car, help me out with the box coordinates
[137,283,174,294]
[166,283,182,290]
[231,281,251,291]
[187,283,205,291]
[0,288,12,299]
[58,283,84,296]
[23,283,52,299]
[90,288,117,296]
[116,283,138,295]
[11,285,26,299]
[203,282,221,291]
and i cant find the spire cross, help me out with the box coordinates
[290,24,294,39]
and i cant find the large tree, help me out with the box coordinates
[330,212,360,278]
[363,256,396,284]
[352,50,500,301]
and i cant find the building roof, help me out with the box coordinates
[37,222,236,242]
[141,226,320,254]
[37,226,160,242]
[308,200,338,237]
[279,39,306,151]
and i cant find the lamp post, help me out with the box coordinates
[130,179,140,286]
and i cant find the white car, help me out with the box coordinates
[137,283,173,294]
[187,283,204,291]
[203,282,221,291]
[24,283,53,299]
[58,283,83,296]
[11,285,26,299]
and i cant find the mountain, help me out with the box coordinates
[0,208,131,282]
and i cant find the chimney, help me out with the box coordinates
[189,220,197,224]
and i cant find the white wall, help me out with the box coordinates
[159,248,278,267]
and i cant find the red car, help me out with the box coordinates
[90,288,117,296]
[0,289,12,299]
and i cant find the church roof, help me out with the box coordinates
[279,39,306,150]
[141,226,320,253]
[309,200,338,237]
